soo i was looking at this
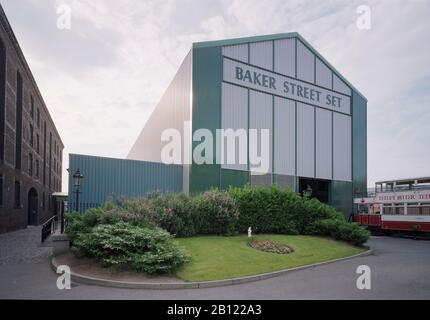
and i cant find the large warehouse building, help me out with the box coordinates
[70,32,367,216]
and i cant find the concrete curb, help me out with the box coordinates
[51,248,373,290]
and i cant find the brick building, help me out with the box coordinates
[0,5,64,233]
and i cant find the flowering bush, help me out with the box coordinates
[194,190,240,235]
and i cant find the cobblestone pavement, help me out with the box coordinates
[0,226,52,265]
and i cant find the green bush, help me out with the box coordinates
[228,185,301,234]
[311,219,370,246]
[123,193,197,237]
[73,222,190,273]
[66,185,369,247]
[194,190,240,235]
[228,184,369,246]
[66,201,153,243]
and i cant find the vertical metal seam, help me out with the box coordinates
[314,107,316,179]
[294,37,298,192]
[272,95,275,184]
[331,111,334,181]
[272,40,275,184]
[295,38,298,78]
[247,42,251,184]
[219,46,223,188]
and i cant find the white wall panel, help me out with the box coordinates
[333,113,352,181]
[316,58,332,89]
[297,103,315,178]
[128,50,192,163]
[249,90,273,174]
[250,41,273,70]
[222,44,249,62]
[297,40,315,83]
[274,97,295,176]
[315,108,332,180]
[221,83,248,171]
[333,74,352,96]
[274,38,295,77]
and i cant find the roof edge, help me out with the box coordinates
[193,32,367,102]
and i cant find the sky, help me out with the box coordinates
[1,0,429,191]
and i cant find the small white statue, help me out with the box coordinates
[248,227,252,238]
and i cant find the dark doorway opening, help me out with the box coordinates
[28,188,38,225]
[299,178,330,204]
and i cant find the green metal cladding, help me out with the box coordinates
[189,45,223,194]
[68,154,183,209]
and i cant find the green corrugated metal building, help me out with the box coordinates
[74,33,367,216]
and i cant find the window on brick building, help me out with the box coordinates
[30,96,34,119]
[14,181,20,208]
[28,153,33,176]
[15,72,23,170]
[0,38,6,160]
[0,175,3,207]
[36,134,40,154]
[35,159,39,178]
[37,108,40,128]
[29,124,34,147]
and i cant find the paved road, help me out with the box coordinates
[0,227,429,299]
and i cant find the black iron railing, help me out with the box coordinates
[41,215,57,243]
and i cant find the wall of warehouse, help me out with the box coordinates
[127,50,192,192]
[190,34,366,215]
[68,154,183,212]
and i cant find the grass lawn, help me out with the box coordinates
[176,235,366,282]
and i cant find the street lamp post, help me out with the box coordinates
[73,168,84,212]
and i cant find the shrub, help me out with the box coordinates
[194,190,240,235]
[312,219,370,246]
[73,222,190,273]
[123,193,197,237]
[229,185,303,234]
[66,185,369,247]
[66,202,152,243]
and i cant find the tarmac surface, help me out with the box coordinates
[0,226,429,299]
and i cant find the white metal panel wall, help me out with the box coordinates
[249,90,273,173]
[274,97,295,176]
[315,58,332,89]
[333,113,352,181]
[297,40,315,83]
[250,41,273,70]
[221,83,248,171]
[274,38,296,77]
[128,50,192,163]
[297,103,315,178]
[222,44,249,62]
[315,108,332,180]
[333,74,352,96]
